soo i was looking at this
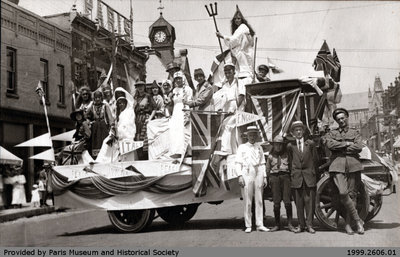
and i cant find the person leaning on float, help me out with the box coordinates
[235,126,269,233]
[324,108,365,235]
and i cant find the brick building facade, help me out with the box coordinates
[1,0,73,200]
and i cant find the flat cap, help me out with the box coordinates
[332,108,349,119]
[258,64,269,73]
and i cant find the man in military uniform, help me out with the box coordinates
[256,64,271,82]
[325,108,365,235]
[184,68,213,111]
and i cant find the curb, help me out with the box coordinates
[0,206,56,223]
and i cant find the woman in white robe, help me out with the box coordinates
[96,89,137,162]
[169,71,193,159]
[216,6,255,87]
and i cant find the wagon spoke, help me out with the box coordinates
[335,211,340,225]
[326,207,335,218]
[320,202,333,209]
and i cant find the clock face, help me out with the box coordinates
[154,31,167,43]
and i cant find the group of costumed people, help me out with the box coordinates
[68,6,266,161]
[62,6,367,237]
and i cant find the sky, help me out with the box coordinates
[19,0,400,94]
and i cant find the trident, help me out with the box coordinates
[205,2,224,55]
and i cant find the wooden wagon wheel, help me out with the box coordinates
[315,173,370,231]
[365,194,383,222]
[108,209,155,233]
[157,203,200,225]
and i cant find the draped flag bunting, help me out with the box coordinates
[97,0,104,27]
[124,18,131,38]
[85,0,93,14]
[107,6,114,31]
[250,88,302,141]
[117,14,121,34]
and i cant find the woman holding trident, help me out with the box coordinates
[216,5,255,88]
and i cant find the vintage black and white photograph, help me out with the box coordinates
[0,0,399,251]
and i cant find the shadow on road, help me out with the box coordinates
[58,217,396,237]
[366,220,400,229]
[60,225,117,236]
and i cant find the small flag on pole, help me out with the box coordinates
[331,48,341,82]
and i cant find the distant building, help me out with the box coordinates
[144,12,194,88]
[43,0,147,95]
[337,75,385,143]
[337,92,369,130]
[1,0,73,199]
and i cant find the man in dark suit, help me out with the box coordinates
[287,121,317,233]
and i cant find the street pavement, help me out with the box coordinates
[0,182,399,247]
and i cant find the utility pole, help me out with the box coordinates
[376,108,381,152]
[389,117,395,164]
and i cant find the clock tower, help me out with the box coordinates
[149,12,176,65]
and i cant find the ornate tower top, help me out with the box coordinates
[374,75,384,93]
[157,0,164,16]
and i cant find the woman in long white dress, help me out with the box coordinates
[169,71,193,159]
[216,5,255,86]
[11,166,26,207]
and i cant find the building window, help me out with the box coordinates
[6,47,17,94]
[74,62,83,88]
[40,59,49,102]
[57,65,65,105]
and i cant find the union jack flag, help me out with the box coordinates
[313,41,338,74]
[249,88,302,141]
[191,111,228,196]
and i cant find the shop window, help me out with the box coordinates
[40,59,49,103]
[57,65,65,106]
[6,47,17,95]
